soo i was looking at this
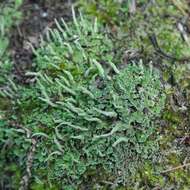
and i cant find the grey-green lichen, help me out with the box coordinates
[0,9,165,189]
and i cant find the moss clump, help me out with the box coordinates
[0,0,23,58]
[0,0,23,87]
[79,0,190,62]
[1,11,165,188]
[77,0,129,26]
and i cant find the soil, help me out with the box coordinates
[9,0,74,83]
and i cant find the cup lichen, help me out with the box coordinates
[1,9,166,188]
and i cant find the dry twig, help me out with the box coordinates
[19,138,37,190]
[161,162,190,174]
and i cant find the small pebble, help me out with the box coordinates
[41,12,48,18]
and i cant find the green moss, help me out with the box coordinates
[0,0,23,58]
[0,97,11,110]
[79,0,190,62]
[0,0,23,122]
[140,162,164,187]
[125,1,190,60]
[77,0,129,25]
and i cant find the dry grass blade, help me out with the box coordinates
[161,163,190,174]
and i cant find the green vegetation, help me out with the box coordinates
[79,0,190,60]
[78,0,129,25]
[0,0,23,85]
[0,0,22,58]
[0,1,23,189]
[0,10,165,188]
[1,0,190,189]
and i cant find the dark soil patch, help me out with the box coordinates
[9,0,73,83]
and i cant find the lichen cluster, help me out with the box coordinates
[0,10,165,188]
